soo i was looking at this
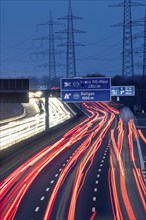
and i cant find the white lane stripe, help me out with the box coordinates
[98,169,101,172]
[100,164,103,167]
[97,174,100,177]
[50,180,54,184]
[101,160,104,162]
[92,207,96,212]
[103,156,105,159]
[46,188,50,191]
[59,169,62,171]
[40,196,45,201]
[63,164,65,166]
[94,188,97,192]
[93,197,96,201]
[35,207,40,212]
[135,136,145,170]
[55,174,58,177]
[95,180,98,184]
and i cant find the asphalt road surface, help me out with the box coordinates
[1,102,145,220]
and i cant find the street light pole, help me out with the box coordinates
[45,91,49,130]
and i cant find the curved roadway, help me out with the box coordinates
[0,102,145,220]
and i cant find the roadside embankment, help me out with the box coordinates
[0,103,24,120]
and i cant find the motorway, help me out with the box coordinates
[0,102,146,220]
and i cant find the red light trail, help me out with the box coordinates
[0,102,145,220]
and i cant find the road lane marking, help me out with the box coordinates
[59,169,62,171]
[103,156,105,159]
[93,197,96,201]
[97,174,100,177]
[100,164,103,167]
[40,196,45,201]
[94,188,97,192]
[50,180,54,184]
[95,180,98,184]
[46,188,50,191]
[55,174,58,177]
[142,170,146,179]
[101,160,104,162]
[92,207,96,212]
[63,164,66,166]
[98,169,101,172]
[35,207,40,212]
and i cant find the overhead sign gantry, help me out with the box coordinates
[0,79,29,103]
[61,77,111,102]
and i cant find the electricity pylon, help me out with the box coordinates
[33,11,64,80]
[57,0,85,78]
[133,13,146,77]
[143,7,146,77]
[110,0,144,80]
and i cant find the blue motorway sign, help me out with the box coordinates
[111,86,135,96]
[61,77,111,102]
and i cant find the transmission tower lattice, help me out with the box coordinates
[33,11,57,80]
[48,11,56,79]
[133,10,146,76]
[111,0,144,80]
[134,22,146,76]
[57,0,85,78]
[143,7,146,77]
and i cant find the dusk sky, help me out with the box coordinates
[1,0,145,79]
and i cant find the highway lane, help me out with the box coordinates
[1,102,145,220]
[109,114,146,220]
[74,138,113,220]
[137,128,146,173]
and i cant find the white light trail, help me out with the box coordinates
[0,98,75,150]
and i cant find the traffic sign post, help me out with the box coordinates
[61,77,111,102]
[111,86,135,97]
